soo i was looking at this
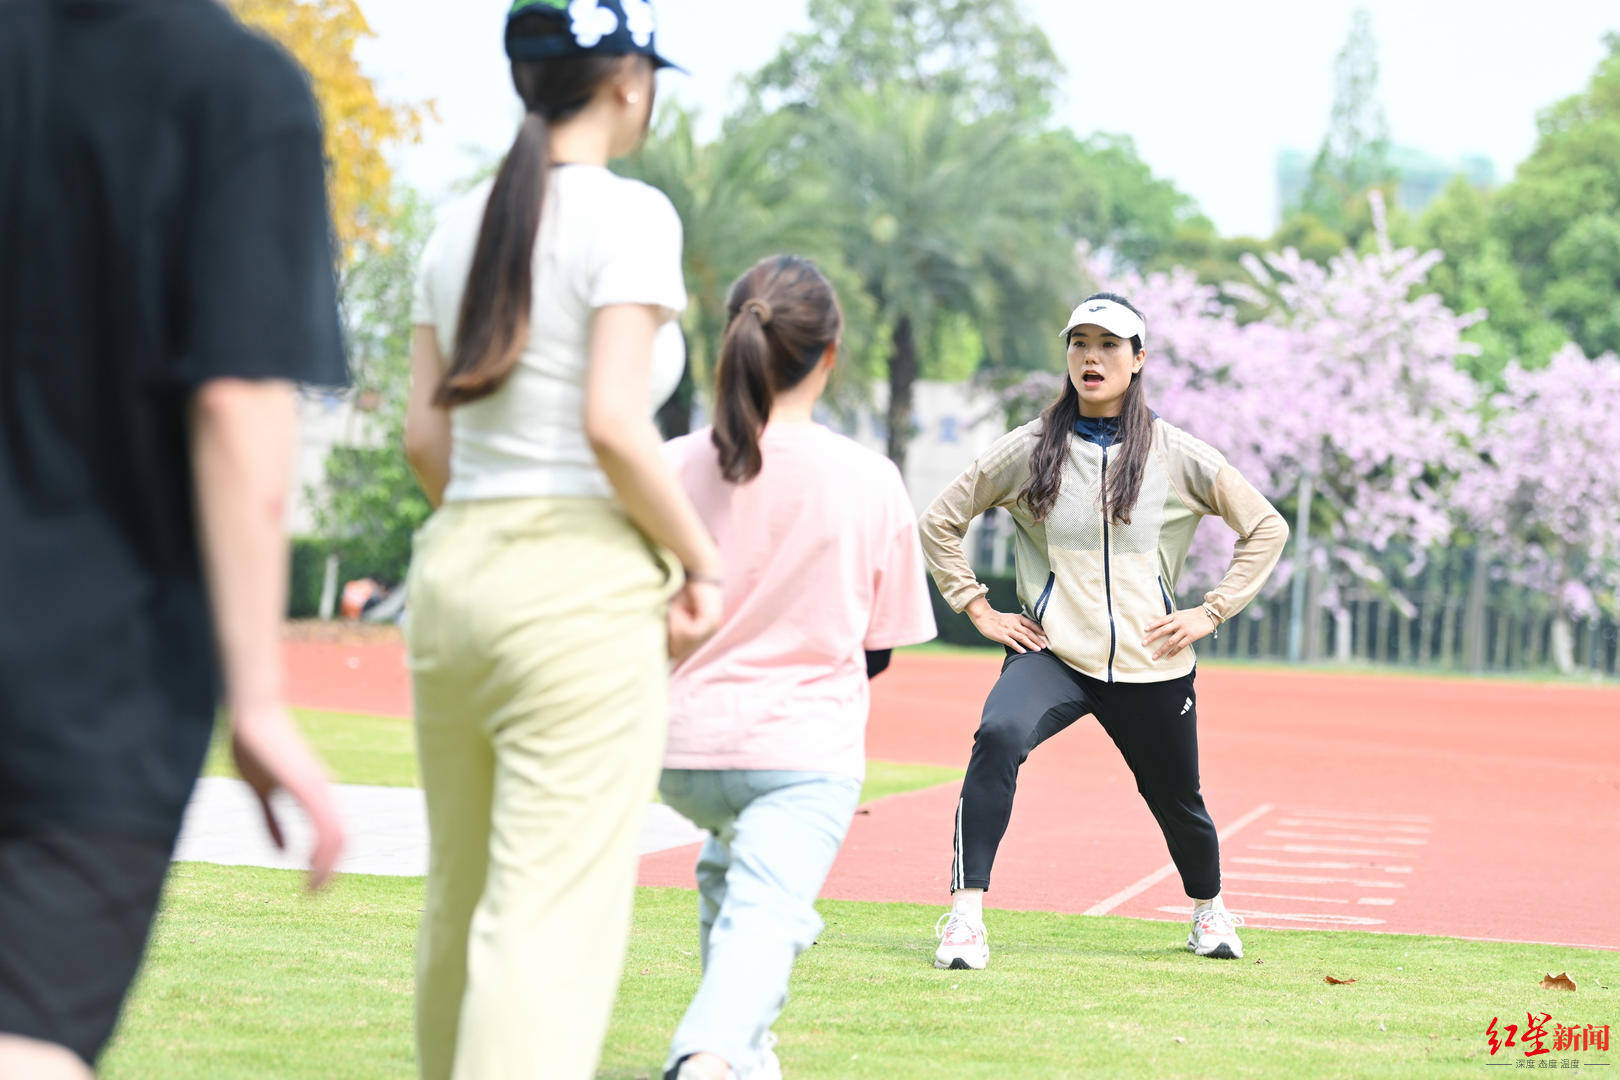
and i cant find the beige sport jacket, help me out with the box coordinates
[920,417,1289,683]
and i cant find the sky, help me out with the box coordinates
[355,1,1618,237]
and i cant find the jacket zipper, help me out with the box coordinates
[1034,570,1055,625]
[1101,444,1117,683]
[1158,575,1174,615]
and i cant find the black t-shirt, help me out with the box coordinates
[0,0,348,836]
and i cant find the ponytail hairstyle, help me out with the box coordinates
[1019,291,1154,526]
[434,14,653,407]
[712,255,843,483]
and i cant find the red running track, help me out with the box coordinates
[284,640,1620,949]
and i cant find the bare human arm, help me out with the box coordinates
[190,379,345,889]
[584,304,723,661]
[403,325,452,508]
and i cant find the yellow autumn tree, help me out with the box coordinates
[231,0,428,260]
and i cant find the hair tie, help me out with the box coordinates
[741,298,773,326]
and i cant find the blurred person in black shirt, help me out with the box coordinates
[1,0,350,1073]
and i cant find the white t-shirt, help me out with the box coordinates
[411,165,687,502]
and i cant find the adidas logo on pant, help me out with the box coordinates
[1181,697,1193,715]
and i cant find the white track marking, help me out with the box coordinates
[1277,818,1431,834]
[1157,904,1386,927]
[1225,871,1404,888]
[1285,809,1433,823]
[1251,843,1409,857]
[1358,898,1397,906]
[1225,890,1350,904]
[1265,830,1428,846]
[1231,857,1413,873]
[1429,933,1619,951]
[1082,803,1274,916]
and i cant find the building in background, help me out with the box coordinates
[292,379,1016,570]
[289,389,379,535]
[1275,146,1496,221]
[815,379,1013,573]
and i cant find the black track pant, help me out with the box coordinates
[950,649,1221,899]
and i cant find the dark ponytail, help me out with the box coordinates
[712,256,843,483]
[435,108,549,407]
[1020,291,1153,525]
[434,18,642,407]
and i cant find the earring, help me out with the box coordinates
[627,92,642,104]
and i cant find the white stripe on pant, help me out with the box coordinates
[953,797,965,892]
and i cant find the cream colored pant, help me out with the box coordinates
[405,497,678,1080]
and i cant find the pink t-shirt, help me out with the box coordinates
[662,423,937,780]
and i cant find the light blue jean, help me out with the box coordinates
[657,768,863,1076]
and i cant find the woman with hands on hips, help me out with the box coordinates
[922,292,1288,971]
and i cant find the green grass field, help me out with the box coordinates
[203,709,962,806]
[100,864,1618,1080]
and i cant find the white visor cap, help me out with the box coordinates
[1059,298,1146,345]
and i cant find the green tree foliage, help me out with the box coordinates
[1414,176,1565,384]
[313,189,434,584]
[1296,7,1397,233]
[747,0,1062,123]
[620,105,882,433]
[1494,33,1620,357]
[795,88,1083,473]
[1060,132,1206,268]
[723,0,1200,471]
[1272,212,1351,268]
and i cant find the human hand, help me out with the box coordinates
[1142,607,1217,661]
[965,596,1049,654]
[231,704,345,891]
[668,579,724,664]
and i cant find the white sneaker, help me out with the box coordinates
[933,911,989,970]
[745,1033,782,1080]
[672,1034,779,1080]
[1187,905,1245,959]
[674,1062,736,1080]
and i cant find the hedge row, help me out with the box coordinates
[926,574,1017,649]
[288,538,407,618]
[290,536,1017,644]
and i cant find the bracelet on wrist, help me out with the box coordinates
[1202,603,1222,639]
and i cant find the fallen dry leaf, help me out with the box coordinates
[1540,972,1577,992]
[1324,975,1358,985]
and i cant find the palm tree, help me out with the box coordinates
[800,89,1079,475]
[622,106,812,435]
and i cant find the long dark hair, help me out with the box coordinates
[434,16,652,407]
[1019,291,1153,525]
[712,255,843,483]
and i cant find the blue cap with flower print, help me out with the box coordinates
[506,0,684,72]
